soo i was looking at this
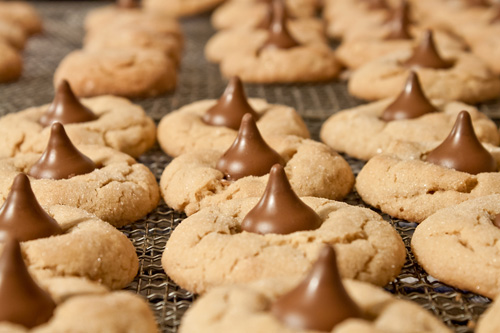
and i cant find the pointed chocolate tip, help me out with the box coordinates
[381,71,436,121]
[426,111,497,175]
[118,0,139,8]
[271,245,362,331]
[385,0,411,40]
[0,237,56,328]
[404,30,452,69]
[240,163,322,235]
[28,122,97,180]
[216,115,283,181]
[202,77,259,130]
[40,80,97,127]
[0,174,62,242]
[493,214,500,228]
[259,0,299,52]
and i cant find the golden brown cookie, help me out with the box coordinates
[205,18,325,63]
[412,195,500,299]
[157,98,309,157]
[163,197,405,294]
[211,0,319,30]
[0,95,156,158]
[0,145,160,227]
[320,99,499,160]
[0,1,42,35]
[0,42,22,83]
[0,20,27,50]
[54,49,177,98]
[143,0,226,17]
[179,278,451,332]
[161,135,354,215]
[477,296,500,333]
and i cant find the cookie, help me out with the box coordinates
[179,249,448,332]
[320,73,499,160]
[84,13,183,66]
[336,28,465,70]
[157,78,309,157]
[162,190,405,294]
[211,0,319,30]
[0,1,42,35]
[143,0,225,17]
[477,297,500,333]
[0,84,156,158]
[0,123,159,226]
[348,31,500,103]
[205,17,325,63]
[0,20,27,50]
[161,130,354,215]
[0,42,22,83]
[54,48,177,98]
[356,111,500,223]
[412,194,500,299]
[0,239,156,332]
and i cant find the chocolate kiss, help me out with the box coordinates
[381,71,437,121]
[271,246,362,331]
[466,0,489,7]
[39,80,97,127]
[493,214,500,228]
[426,111,497,175]
[216,114,284,181]
[259,0,299,52]
[0,237,56,328]
[241,164,322,235]
[28,122,97,180]
[0,174,62,242]
[202,77,260,130]
[118,0,140,8]
[364,0,390,10]
[385,0,411,40]
[404,30,452,69]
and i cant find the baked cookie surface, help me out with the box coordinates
[412,195,500,299]
[54,49,177,98]
[348,49,500,103]
[0,95,156,158]
[320,99,499,160]
[179,279,451,332]
[0,42,22,83]
[157,98,309,157]
[160,135,354,215]
[0,20,27,50]
[163,197,405,294]
[0,1,43,35]
[0,146,160,226]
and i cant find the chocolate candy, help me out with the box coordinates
[0,237,56,328]
[404,30,452,69]
[381,71,436,121]
[0,174,62,242]
[28,122,97,180]
[493,214,500,228]
[271,246,362,331]
[385,0,411,40]
[216,114,283,181]
[241,164,322,235]
[259,0,299,52]
[202,77,260,130]
[465,0,489,7]
[118,0,140,8]
[39,80,97,127]
[363,0,390,10]
[426,111,497,175]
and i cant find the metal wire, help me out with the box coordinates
[2,2,498,332]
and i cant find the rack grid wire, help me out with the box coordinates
[2,2,499,332]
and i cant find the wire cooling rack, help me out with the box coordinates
[2,2,500,332]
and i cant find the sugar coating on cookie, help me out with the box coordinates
[160,135,354,215]
[0,145,160,226]
[356,138,500,223]
[162,197,405,294]
[157,98,309,157]
[320,99,499,160]
[0,95,156,158]
[178,277,449,332]
[54,49,177,98]
[412,194,500,299]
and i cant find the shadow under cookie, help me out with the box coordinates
[162,197,405,294]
